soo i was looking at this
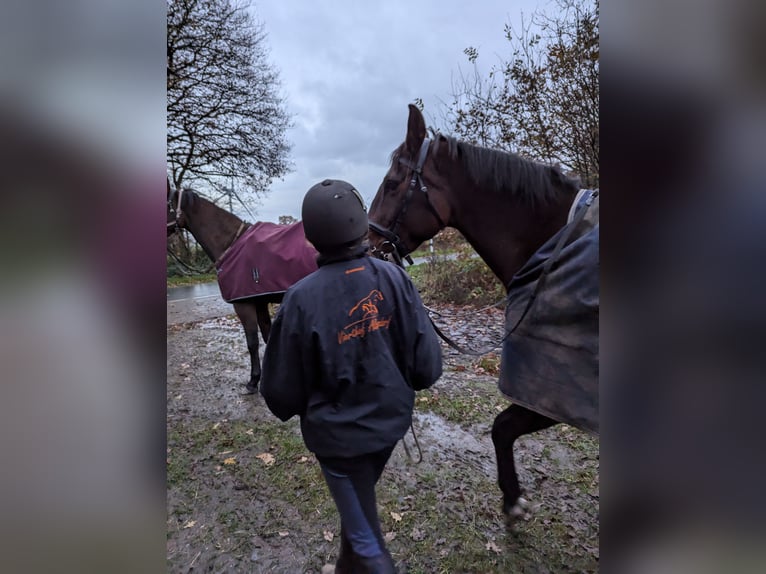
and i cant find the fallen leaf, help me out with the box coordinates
[410,527,425,541]
[245,429,254,436]
[278,531,289,537]
[183,520,196,529]
[390,512,402,522]
[223,457,237,465]
[417,396,429,403]
[298,456,309,463]
[174,394,182,400]
[486,540,502,554]
[323,530,334,542]
[256,453,275,466]
[384,532,396,542]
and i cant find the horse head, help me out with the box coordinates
[368,104,452,264]
[369,104,579,284]
[167,185,194,235]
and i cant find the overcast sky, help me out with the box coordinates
[249,0,542,223]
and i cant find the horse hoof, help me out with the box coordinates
[503,496,529,519]
[510,497,529,518]
[242,383,258,395]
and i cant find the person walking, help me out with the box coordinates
[260,179,442,573]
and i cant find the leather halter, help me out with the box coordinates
[167,187,183,234]
[369,137,446,266]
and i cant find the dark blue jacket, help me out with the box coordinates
[260,254,442,458]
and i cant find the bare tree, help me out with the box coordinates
[440,0,598,188]
[167,0,292,201]
[278,215,297,225]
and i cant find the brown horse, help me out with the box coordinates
[368,104,597,518]
[167,184,312,393]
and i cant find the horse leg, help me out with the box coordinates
[491,404,556,517]
[233,302,262,394]
[254,299,273,343]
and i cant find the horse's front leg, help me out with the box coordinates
[491,404,556,518]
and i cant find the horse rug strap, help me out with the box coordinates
[216,221,318,302]
[499,189,599,434]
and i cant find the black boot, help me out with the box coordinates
[354,551,396,574]
[334,534,355,574]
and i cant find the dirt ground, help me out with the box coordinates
[167,304,599,573]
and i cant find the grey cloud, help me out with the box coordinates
[252,0,537,222]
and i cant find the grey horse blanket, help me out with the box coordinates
[499,190,599,434]
[216,221,318,302]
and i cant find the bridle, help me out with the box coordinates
[369,137,447,266]
[167,187,183,235]
[368,137,503,358]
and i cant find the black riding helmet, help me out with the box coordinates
[302,179,368,251]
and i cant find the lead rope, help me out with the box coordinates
[166,246,216,275]
[401,422,423,463]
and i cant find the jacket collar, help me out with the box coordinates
[316,242,369,267]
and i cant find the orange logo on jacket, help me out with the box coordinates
[338,289,391,344]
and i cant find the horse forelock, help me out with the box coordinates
[442,135,578,206]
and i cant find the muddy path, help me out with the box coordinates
[167,304,599,573]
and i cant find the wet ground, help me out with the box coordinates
[167,301,599,573]
[167,283,232,326]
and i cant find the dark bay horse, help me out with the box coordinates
[167,184,312,393]
[368,104,598,518]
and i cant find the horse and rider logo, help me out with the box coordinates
[338,289,392,344]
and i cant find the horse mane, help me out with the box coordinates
[178,187,252,226]
[441,136,579,206]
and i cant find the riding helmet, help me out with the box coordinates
[301,179,368,250]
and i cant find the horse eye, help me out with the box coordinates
[384,179,400,192]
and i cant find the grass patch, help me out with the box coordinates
[375,437,597,574]
[167,408,597,573]
[414,378,505,427]
[408,251,505,307]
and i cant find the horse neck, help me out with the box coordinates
[183,197,246,262]
[448,177,575,288]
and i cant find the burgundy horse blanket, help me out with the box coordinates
[216,221,318,302]
[499,189,599,434]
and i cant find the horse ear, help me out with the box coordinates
[405,104,426,154]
